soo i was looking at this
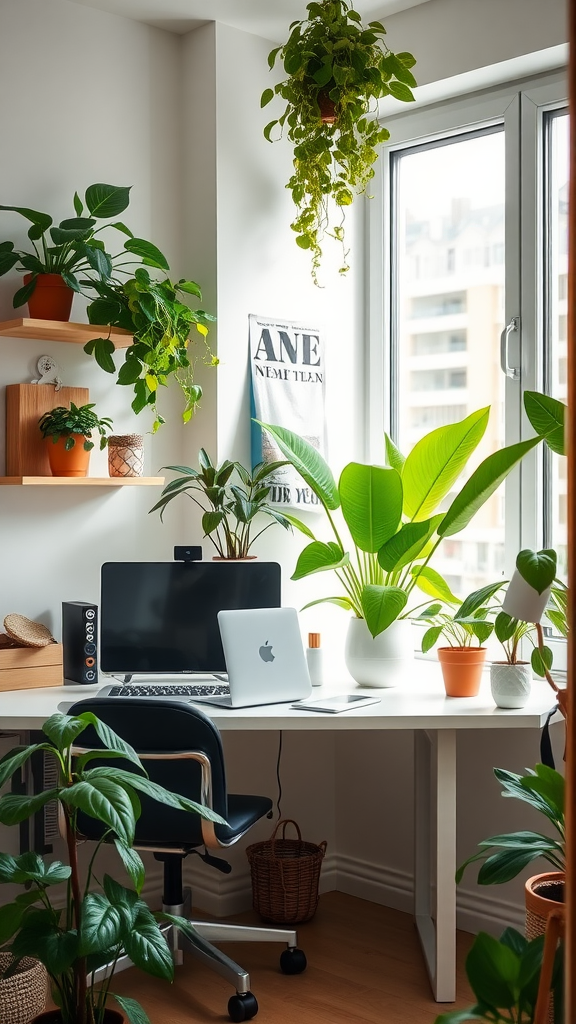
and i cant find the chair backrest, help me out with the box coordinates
[67,697,228,849]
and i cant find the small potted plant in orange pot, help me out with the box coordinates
[416,583,500,696]
[38,402,113,477]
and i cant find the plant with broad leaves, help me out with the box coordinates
[261,0,416,284]
[456,764,565,887]
[0,712,225,1024]
[258,407,543,638]
[38,402,113,452]
[150,449,302,558]
[434,927,563,1024]
[84,270,216,434]
[0,184,133,308]
[524,390,566,457]
[414,582,501,653]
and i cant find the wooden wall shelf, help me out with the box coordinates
[0,477,164,487]
[0,318,132,349]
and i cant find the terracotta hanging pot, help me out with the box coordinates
[24,273,74,321]
[45,435,91,477]
[318,90,337,124]
[33,1012,123,1024]
[437,646,487,697]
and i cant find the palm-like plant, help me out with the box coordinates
[0,711,224,1024]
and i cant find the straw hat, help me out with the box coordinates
[3,614,55,648]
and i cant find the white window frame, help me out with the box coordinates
[366,68,568,667]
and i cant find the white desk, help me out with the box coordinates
[0,663,560,1003]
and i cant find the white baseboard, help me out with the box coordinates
[144,852,525,936]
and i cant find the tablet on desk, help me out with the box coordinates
[291,694,380,713]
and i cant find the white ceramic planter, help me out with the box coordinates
[344,617,413,688]
[490,662,532,709]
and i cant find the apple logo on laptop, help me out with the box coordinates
[259,640,275,663]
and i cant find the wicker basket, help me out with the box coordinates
[0,953,47,1024]
[246,818,327,924]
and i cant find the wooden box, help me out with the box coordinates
[0,643,63,691]
[6,384,89,475]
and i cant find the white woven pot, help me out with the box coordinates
[344,617,413,688]
[490,662,532,709]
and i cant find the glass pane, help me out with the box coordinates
[544,110,569,582]
[391,129,506,599]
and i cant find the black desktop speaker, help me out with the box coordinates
[62,601,98,684]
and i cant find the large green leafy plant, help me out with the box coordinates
[0,712,223,1024]
[150,449,302,559]
[0,184,133,308]
[260,408,542,637]
[261,0,416,283]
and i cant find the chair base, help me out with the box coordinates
[98,888,306,1021]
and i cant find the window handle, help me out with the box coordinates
[500,317,520,379]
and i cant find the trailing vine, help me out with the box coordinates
[262,0,416,284]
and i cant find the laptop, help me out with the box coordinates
[194,607,312,709]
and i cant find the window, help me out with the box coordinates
[368,70,568,638]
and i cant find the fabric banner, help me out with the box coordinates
[249,313,326,512]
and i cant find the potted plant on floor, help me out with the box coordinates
[84,264,216,434]
[0,184,132,320]
[261,0,417,284]
[414,584,498,697]
[150,449,304,558]
[0,710,224,1024]
[38,402,113,477]
[259,408,543,687]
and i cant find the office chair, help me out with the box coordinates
[67,697,307,1022]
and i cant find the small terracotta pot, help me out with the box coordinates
[33,1012,123,1024]
[437,646,487,697]
[45,435,91,477]
[24,273,74,321]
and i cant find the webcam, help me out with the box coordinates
[174,546,203,562]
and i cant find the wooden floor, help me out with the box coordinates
[109,893,475,1024]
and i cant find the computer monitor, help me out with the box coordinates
[100,561,281,678]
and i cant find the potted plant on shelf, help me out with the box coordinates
[0,710,224,1024]
[259,408,543,687]
[84,264,216,434]
[38,402,113,478]
[414,584,498,697]
[150,449,303,558]
[261,0,416,284]
[0,184,133,320]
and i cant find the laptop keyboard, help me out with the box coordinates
[107,684,230,697]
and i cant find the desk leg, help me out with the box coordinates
[414,728,456,1002]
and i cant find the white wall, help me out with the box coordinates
[0,0,568,934]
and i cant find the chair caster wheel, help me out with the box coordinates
[280,947,307,974]
[228,991,258,1021]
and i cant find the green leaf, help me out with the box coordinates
[360,586,408,638]
[42,713,90,750]
[0,789,59,826]
[402,408,489,521]
[263,119,279,142]
[410,566,460,604]
[477,848,552,885]
[339,463,402,552]
[438,436,542,537]
[277,512,316,540]
[90,336,116,374]
[123,905,174,980]
[495,612,517,643]
[86,768,227,824]
[500,927,528,957]
[257,422,340,509]
[85,183,131,219]
[384,433,405,472]
[114,839,146,894]
[531,645,553,677]
[388,80,415,103]
[0,902,28,943]
[465,931,520,1009]
[378,515,443,572]
[79,892,125,954]
[291,541,349,580]
[0,744,42,789]
[11,909,78,974]
[80,712,143,768]
[524,390,566,455]
[422,625,443,653]
[0,205,52,233]
[117,357,143,385]
[261,88,274,107]
[516,548,557,594]
[456,581,504,619]
[267,46,281,68]
[124,237,170,271]
[112,993,152,1024]
[61,778,137,845]
[301,596,354,612]
[202,510,224,536]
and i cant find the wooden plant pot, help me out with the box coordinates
[33,1012,123,1024]
[23,273,74,321]
[45,436,91,477]
[437,646,487,697]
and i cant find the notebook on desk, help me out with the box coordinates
[194,607,312,709]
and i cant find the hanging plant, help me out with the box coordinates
[261,0,417,284]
